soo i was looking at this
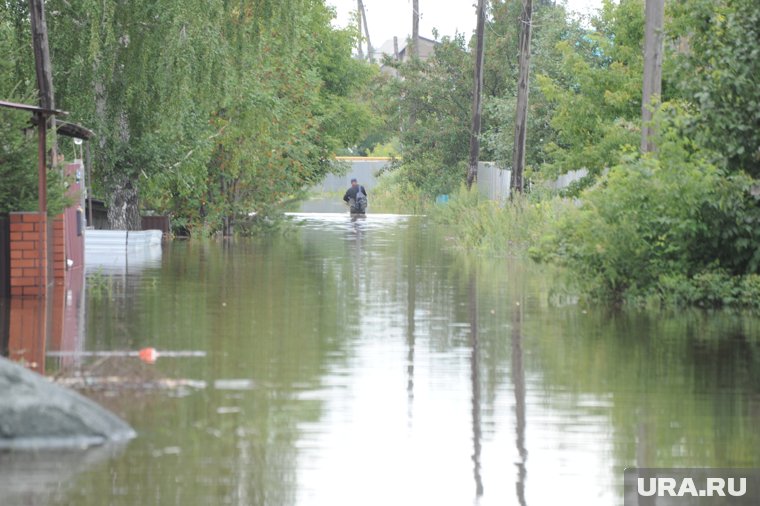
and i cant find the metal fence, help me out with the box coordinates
[313,158,584,202]
[477,162,512,202]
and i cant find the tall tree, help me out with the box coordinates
[39,0,373,234]
[535,0,643,182]
[641,0,664,152]
[466,0,487,189]
[511,0,534,193]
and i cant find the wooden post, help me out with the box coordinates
[29,0,57,297]
[511,0,533,194]
[466,0,487,190]
[393,36,399,61]
[641,0,664,153]
[28,0,55,112]
[29,0,56,215]
[358,0,374,63]
[412,0,419,59]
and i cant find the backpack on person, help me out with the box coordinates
[352,187,368,214]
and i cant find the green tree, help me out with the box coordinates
[668,0,760,176]
[381,34,473,197]
[0,3,66,215]
[535,0,644,181]
[42,0,374,234]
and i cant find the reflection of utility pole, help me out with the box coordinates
[512,302,527,506]
[469,265,484,497]
[636,416,656,506]
[406,236,416,425]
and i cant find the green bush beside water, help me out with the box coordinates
[434,107,760,310]
[370,170,434,215]
[433,185,571,254]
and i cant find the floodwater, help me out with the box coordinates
[3,211,760,506]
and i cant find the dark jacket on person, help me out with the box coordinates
[343,185,367,203]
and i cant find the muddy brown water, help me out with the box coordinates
[2,212,760,505]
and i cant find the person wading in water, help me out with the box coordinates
[343,178,368,214]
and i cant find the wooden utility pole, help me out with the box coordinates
[511,0,533,194]
[412,0,420,59]
[393,36,399,60]
[29,0,56,217]
[466,0,487,189]
[358,0,374,63]
[29,0,54,112]
[641,0,664,153]
[356,0,364,59]
[29,0,57,296]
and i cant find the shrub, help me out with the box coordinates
[434,184,572,255]
[370,171,433,215]
[537,103,760,305]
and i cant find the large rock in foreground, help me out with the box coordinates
[0,357,136,449]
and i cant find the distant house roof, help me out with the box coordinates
[397,36,438,59]
[372,36,439,62]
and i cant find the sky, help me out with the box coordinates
[326,0,604,54]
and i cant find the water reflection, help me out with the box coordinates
[0,444,127,506]
[469,264,484,498]
[405,221,417,426]
[0,271,86,375]
[2,213,760,505]
[512,301,527,506]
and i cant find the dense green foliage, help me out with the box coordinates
[668,0,760,176]
[4,0,759,307]
[0,6,67,215]
[411,0,760,308]
[533,104,760,306]
[0,105,37,214]
[376,0,586,197]
[378,35,473,197]
[378,0,757,190]
[2,0,374,233]
[536,0,643,181]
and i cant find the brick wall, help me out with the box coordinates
[9,212,48,297]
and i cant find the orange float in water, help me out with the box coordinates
[138,347,158,364]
